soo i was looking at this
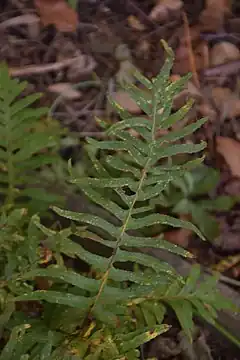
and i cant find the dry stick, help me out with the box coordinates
[182,11,200,88]
[9,57,94,77]
[0,14,40,30]
[203,60,240,77]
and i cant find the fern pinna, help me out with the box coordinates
[12,41,232,360]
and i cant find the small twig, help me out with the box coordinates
[182,11,200,88]
[203,60,240,77]
[0,14,39,30]
[218,274,240,288]
[200,32,240,44]
[205,268,240,288]
[9,57,94,77]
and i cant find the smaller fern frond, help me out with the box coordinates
[0,64,63,208]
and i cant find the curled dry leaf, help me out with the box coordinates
[34,0,78,32]
[112,91,141,114]
[216,136,240,177]
[48,83,82,100]
[210,42,240,66]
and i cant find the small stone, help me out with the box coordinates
[210,42,240,66]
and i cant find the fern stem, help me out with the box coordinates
[5,108,15,206]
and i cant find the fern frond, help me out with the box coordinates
[11,42,233,359]
[0,64,63,208]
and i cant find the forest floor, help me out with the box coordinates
[0,0,240,359]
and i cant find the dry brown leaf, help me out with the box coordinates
[112,91,141,114]
[164,228,193,248]
[173,80,202,110]
[199,0,230,32]
[48,83,82,100]
[127,15,145,30]
[173,43,205,74]
[0,14,40,38]
[212,87,240,118]
[163,214,193,248]
[197,103,217,122]
[224,179,240,196]
[149,0,182,22]
[210,42,240,66]
[170,74,181,82]
[0,13,40,29]
[215,231,240,252]
[216,136,240,177]
[34,0,77,32]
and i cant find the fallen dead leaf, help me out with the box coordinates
[173,43,205,74]
[173,80,202,110]
[212,87,240,118]
[34,0,78,32]
[127,15,145,30]
[224,179,240,196]
[210,42,240,66]
[199,0,231,32]
[164,228,193,248]
[112,91,141,114]
[66,55,97,82]
[135,40,151,59]
[0,14,40,38]
[216,136,240,177]
[164,214,193,248]
[197,103,217,123]
[215,231,240,252]
[149,0,183,22]
[0,13,40,29]
[170,74,181,82]
[48,83,82,100]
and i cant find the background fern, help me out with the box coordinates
[0,64,65,213]
[154,164,237,240]
[0,42,234,360]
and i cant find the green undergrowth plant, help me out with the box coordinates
[0,64,67,214]
[0,41,236,360]
[154,164,238,241]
